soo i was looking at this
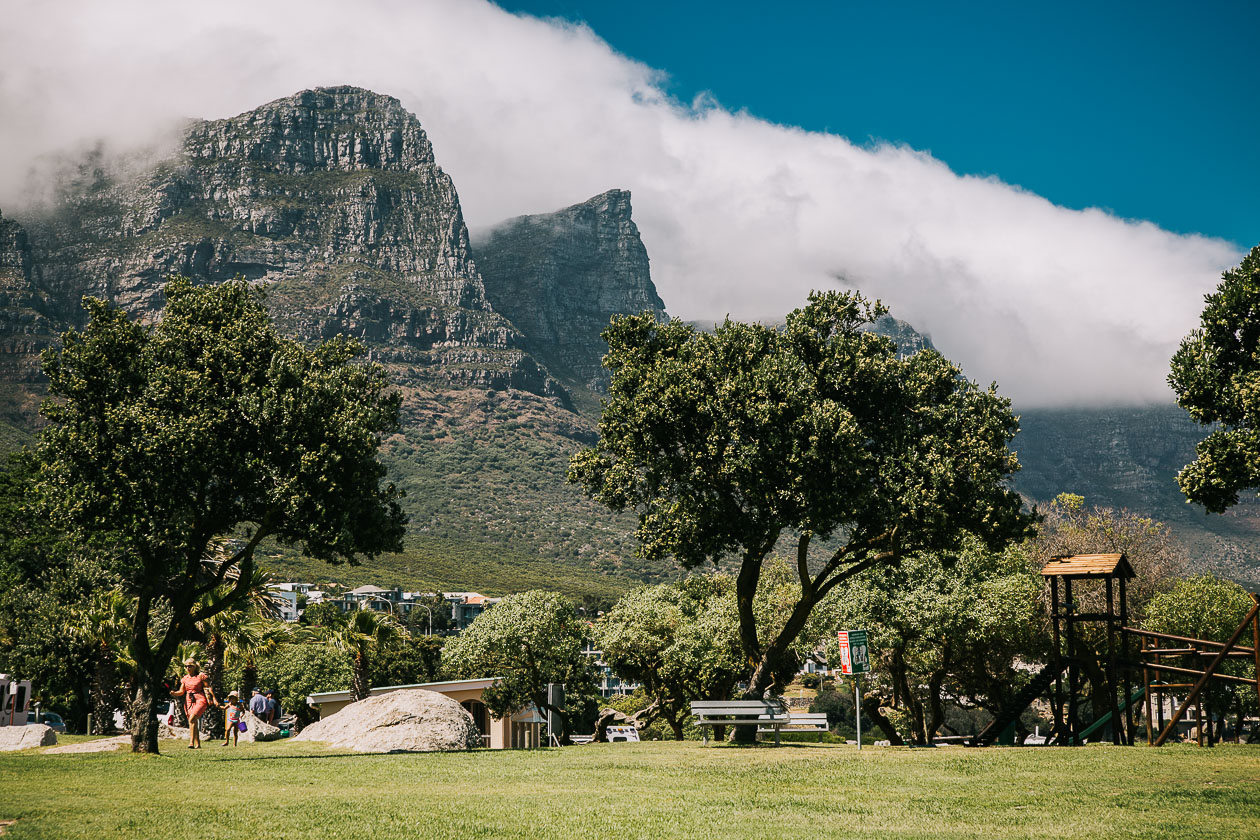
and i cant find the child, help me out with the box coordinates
[220,692,243,746]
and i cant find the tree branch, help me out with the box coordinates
[815,550,897,600]
[795,531,813,596]
[189,524,271,624]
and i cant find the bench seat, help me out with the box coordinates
[758,712,830,741]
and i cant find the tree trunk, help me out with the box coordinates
[861,694,905,746]
[129,678,162,754]
[737,587,816,743]
[203,634,225,739]
[352,652,369,701]
[172,692,188,728]
[926,667,947,745]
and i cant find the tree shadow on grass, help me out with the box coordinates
[209,751,397,763]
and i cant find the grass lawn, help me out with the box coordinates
[1,740,1258,839]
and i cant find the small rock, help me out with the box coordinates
[158,722,190,740]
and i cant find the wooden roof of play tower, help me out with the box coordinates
[1040,553,1134,580]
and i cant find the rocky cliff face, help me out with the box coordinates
[13,86,563,398]
[0,209,60,385]
[474,189,666,391]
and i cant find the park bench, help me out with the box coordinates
[690,699,788,745]
[758,711,830,741]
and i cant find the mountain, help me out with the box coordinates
[1,85,1254,596]
[0,86,672,602]
[474,189,665,395]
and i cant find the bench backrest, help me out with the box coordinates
[691,700,784,716]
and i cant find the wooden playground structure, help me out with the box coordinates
[971,553,1260,747]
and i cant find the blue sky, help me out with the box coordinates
[502,0,1257,248]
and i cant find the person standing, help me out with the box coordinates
[248,688,268,720]
[170,659,218,749]
[265,690,280,724]
[219,692,243,746]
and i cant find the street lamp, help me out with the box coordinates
[364,597,395,615]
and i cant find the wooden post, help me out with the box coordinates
[1252,593,1260,742]
[1120,576,1134,745]
[1050,575,1064,743]
[1143,637,1154,746]
[1197,692,1204,747]
[1065,577,1078,745]
[1105,576,1121,745]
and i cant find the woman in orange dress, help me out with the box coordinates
[170,659,218,749]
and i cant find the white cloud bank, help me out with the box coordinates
[0,0,1241,406]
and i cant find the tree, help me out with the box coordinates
[596,576,743,739]
[1033,493,1186,616]
[36,278,406,753]
[1144,574,1256,743]
[195,580,292,738]
[317,608,405,701]
[820,538,1045,745]
[68,590,133,734]
[570,291,1032,727]
[367,636,444,688]
[402,593,455,636]
[0,454,109,732]
[300,601,345,629]
[442,590,598,742]
[1169,245,1260,512]
[255,642,353,730]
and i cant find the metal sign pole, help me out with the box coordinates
[855,673,862,751]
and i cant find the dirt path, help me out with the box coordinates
[42,736,130,754]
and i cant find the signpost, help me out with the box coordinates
[838,630,870,750]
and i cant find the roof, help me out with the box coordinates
[348,585,391,595]
[306,678,499,707]
[1040,553,1134,579]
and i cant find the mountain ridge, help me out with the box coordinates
[0,85,1254,594]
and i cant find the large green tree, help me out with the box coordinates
[596,576,743,739]
[570,291,1032,715]
[1169,245,1260,512]
[36,278,406,753]
[442,590,598,742]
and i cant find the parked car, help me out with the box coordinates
[26,711,66,733]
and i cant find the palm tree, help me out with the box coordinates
[195,574,291,738]
[319,608,406,700]
[69,590,133,734]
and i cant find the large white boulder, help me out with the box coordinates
[293,689,480,752]
[0,724,57,751]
